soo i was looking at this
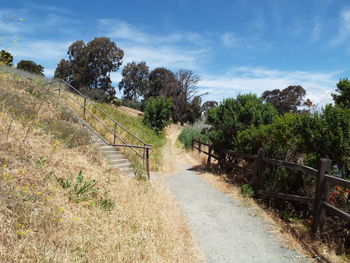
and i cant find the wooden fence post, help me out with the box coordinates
[250,148,265,189]
[207,145,213,165]
[198,140,201,153]
[311,158,332,234]
[191,137,194,151]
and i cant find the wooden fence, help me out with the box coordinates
[191,139,350,234]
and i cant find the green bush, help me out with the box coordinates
[299,104,350,175]
[235,113,303,161]
[143,96,173,134]
[207,94,277,151]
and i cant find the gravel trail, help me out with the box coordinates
[156,126,309,263]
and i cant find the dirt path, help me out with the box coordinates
[153,125,309,263]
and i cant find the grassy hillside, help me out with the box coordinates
[0,68,199,262]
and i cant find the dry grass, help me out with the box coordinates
[0,70,200,263]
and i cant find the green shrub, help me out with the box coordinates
[143,96,173,134]
[178,125,209,149]
[241,184,254,197]
[235,113,303,161]
[207,94,277,151]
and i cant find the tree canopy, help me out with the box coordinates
[332,78,350,108]
[262,85,309,114]
[54,37,124,102]
[118,61,149,101]
[17,60,44,76]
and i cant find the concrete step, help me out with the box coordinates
[108,159,130,165]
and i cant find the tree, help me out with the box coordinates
[118,61,149,101]
[262,85,308,114]
[332,79,350,108]
[207,94,277,151]
[186,95,202,123]
[0,50,13,66]
[17,60,44,76]
[54,37,124,102]
[143,97,173,133]
[173,69,201,124]
[146,67,179,98]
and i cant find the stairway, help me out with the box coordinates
[90,133,135,177]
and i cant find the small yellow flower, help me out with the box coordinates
[59,218,65,222]
[72,217,78,221]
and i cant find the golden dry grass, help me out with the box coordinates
[0,70,200,262]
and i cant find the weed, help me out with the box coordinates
[55,175,72,189]
[36,157,48,167]
[72,171,98,203]
[99,198,115,211]
[241,184,254,197]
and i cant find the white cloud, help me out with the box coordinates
[220,32,239,48]
[198,67,338,105]
[9,40,70,64]
[311,21,321,43]
[332,8,350,45]
[98,19,206,46]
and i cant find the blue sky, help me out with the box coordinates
[1,0,350,105]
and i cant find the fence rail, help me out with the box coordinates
[191,138,350,234]
[44,79,152,177]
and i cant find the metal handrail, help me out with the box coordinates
[45,79,151,177]
[58,79,150,146]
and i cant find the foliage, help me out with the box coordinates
[186,95,202,124]
[241,184,254,197]
[202,100,218,115]
[332,78,350,108]
[262,85,310,114]
[118,61,149,101]
[146,67,178,99]
[17,60,44,76]
[54,37,124,102]
[143,96,173,133]
[236,113,303,161]
[0,50,13,66]
[207,94,277,151]
[299,104,350,176]
[178,123,210,149]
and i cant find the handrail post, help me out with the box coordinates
[198,140,201,153]
[113,122,117,144]
[146,147,150,179]
[312,158,332,234]
[83,97,87,120]
[250,148,265,189]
